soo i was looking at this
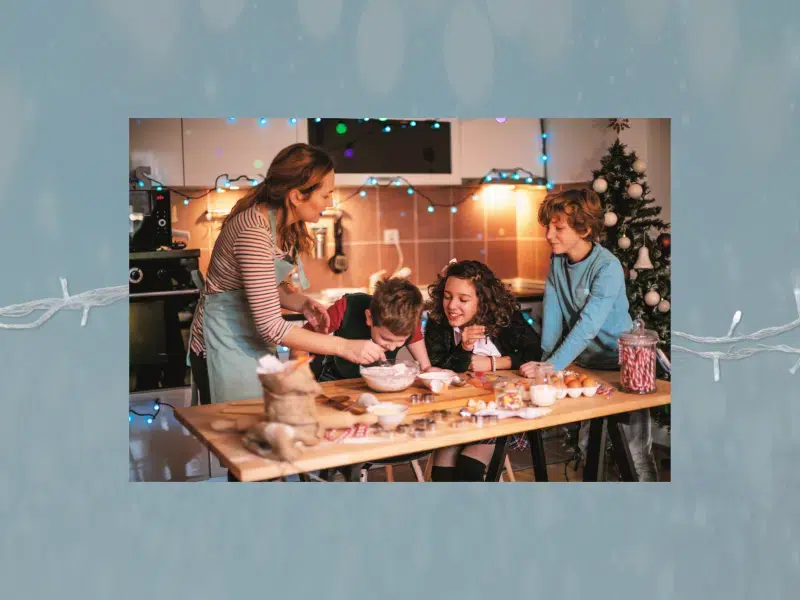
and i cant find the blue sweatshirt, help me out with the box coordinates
[541,243,633,371]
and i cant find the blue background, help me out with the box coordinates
[1,1,799,598]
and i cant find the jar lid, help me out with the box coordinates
[618,319,659,345]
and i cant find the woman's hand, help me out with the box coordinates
[302,298,330,334]
[470,355,493,372]
[339,339,386,365]
[460,325,486,352]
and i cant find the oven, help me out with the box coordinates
[129,249,201,393]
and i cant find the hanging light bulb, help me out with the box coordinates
[633,246,654,270]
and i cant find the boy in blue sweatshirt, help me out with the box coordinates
[521,188,657,481]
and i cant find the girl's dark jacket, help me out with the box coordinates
[423,311,543,372]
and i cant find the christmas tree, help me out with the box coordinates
[591,119,672,388]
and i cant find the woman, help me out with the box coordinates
[188,143,385,407]
[424,260,543,481]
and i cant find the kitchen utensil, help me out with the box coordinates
[328,216,348,274]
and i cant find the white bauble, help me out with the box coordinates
[658,299,671,313]
[645,290,661,307]
[618,235,631,249]
[604,211,618,227]
[632,159,647,174]
[592,178,608,194]
[627,183,643,199]
[629,269,638,281]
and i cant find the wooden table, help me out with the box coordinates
[174,368,670,482]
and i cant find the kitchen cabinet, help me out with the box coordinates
[129,118,185,186]
[181,118,303,187]
[458,118,545,181]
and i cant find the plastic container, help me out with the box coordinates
[618,319,659,394]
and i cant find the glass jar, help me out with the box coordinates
[494,381,523,410]
[528,363,557,407]
[618,319,659,394]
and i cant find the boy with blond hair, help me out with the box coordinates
[521,188,658,481]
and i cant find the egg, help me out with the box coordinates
[583,377,597,387]
[566,380,582,389]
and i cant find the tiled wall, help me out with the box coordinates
[170,183,589,293]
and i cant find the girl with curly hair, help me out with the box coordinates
[424,260,543,481]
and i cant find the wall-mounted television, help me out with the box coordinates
[307,118,452,174]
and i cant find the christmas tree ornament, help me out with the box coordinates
[604,211,618,227]
[633,246,654,269]
[632,159,647,174]
[629,269,638,281]
[645,289,661,306]
[592,178,608,194]
[657,232,671,253]
[627,183,643,199]
[618,235,631,249]
[658,299,671,313]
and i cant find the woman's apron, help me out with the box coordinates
[187,208,309,405]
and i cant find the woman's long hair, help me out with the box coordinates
[425,260,520,338]
[222,143,334,257]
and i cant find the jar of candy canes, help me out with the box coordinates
[618,319,659,394]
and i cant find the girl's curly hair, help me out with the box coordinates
[425,260,520,337]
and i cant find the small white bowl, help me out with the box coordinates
[567,388,583,399]
[367,402,409,429]
[418,370,457,382]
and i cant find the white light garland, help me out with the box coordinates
[0,278,127,330]
[673,288,800,381]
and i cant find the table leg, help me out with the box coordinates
[606,415,638,482]
[582,418,607,482]
[526,430,549,482]
[485,437,510,482]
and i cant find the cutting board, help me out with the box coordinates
[319,379,493,415]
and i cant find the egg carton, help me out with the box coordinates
[556,371,601,399]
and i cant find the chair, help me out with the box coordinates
[360,451,432,482]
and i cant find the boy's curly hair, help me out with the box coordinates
[537,188,604,242]
[370,278,423,338]
[425,260,520,338]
